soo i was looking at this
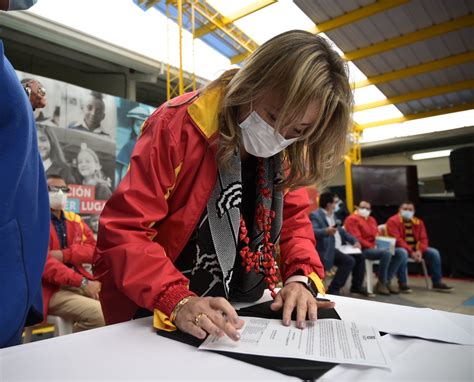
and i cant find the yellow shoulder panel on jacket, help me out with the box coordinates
[64,210,81,223]
[187,86,222,139]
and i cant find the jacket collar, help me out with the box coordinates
[316,208,330,226]
[187,86,223,141]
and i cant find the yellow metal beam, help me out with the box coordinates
[230,51,251,65]
[309,0,409,34]
[137,0,160,8]
[355,80,474,111]
[231,0,411,64]
[193,2,259,55]
[345,13,474,61]
[344,156,354,212]
[360,102,474,129]
[353,52,474,89]
[194,0,276,39]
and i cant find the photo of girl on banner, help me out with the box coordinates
[37,124,77,184]
[77,143,113,200]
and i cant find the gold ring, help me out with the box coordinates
[194,312,208,327]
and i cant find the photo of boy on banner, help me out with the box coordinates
[66,87,117,141]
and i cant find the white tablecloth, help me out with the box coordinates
[1,295,473,381]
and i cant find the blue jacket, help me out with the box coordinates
[309,208,358,270]
[0,40,50,347]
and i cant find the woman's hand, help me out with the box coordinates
[270,282,335,329]
[174,296,244,341]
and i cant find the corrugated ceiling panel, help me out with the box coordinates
[293,0,374,24]
[354,28,474,77]
[294,0,473,117]
[377,62,474,99]
[324,0,473,50]
[396,88,474,114]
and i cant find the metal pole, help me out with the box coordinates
[177,0,184,95]
[344,156,354,213]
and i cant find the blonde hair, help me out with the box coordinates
[208,30,353,189]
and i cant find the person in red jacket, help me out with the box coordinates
[387,202,453,292]
[43,175,105,331]
[94,31,353,341]
[345,201,407,295]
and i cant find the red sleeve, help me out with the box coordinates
[418,220,429,253]
[93,112,195,317]
[386,217,413,254]
[345,216,372,249]
[62,220,96,266]
[279,187,324,281]
[42,254,83,287]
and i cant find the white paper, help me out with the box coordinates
[199,317,391,369]
[329,294,474,345]
[338,244,362,255]
[321,334,474,381]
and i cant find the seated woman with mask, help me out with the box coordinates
[93,30,353,341]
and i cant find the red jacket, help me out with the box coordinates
[344,213,378,249]
[386,213,429,254]
[42,211,96,317]
[93,87,325,325]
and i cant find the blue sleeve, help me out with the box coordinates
[0,42,50,348]
[309,212,327,239]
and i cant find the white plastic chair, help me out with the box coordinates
[23,315,74,343]
[365,259,379,294]
[365,257,431,293]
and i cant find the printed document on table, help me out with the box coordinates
[199,317,391,369]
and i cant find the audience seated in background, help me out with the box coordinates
[345,200,408,296]
[386,202,453,292]
[42,175,105,331]
[310,193,368,296]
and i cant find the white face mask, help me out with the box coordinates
[49,190,68,210]
[239,111,297,158]
[401,210,414,220]
[358,208,371,218]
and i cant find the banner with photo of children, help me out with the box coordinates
[16,70,155,234]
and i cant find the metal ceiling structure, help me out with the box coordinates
[295,0,474,129]
[132,0,473,209]
[134,0,269,98]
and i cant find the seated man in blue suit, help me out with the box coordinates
[310,192,369,296]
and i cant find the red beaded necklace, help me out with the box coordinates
[238,158,279,298]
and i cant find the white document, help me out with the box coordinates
[338,244,362,255]
[321,334,474,381]
[199,317,391,369]
[329,294,474,345]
